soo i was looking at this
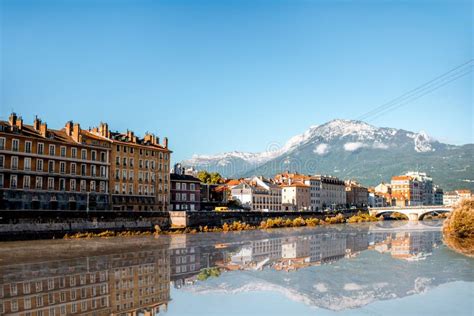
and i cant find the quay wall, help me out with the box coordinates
[0,210,170,240]
[169,209,366,228]
[0,209,367,240]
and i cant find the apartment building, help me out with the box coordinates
[405,171,434,205]
[274,173,320,211]
[89,124,171,211]
[345,180,368,207]
[230,176,282,211]
[390,175,422,207]
[170,164,201,211]
[281,183,310,211]
[315,175,346,210]
[443,189,472,206]
[0,113,111,210]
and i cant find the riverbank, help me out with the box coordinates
[64,212,383,239]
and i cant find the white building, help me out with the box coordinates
[315,175,346,210]
[443,190,471,206]
[230,176,282,211]
[405,171,434,205]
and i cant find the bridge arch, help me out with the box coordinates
[417,209,451,221]
[374,211,409,220]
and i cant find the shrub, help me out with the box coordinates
[443,198,474,257]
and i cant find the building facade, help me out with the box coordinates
[230,177,282,212]
[0,114,111,210]
[443,190,472,206]
[89,124,171,211]
[405,171,434,205]
[345,180,368,207]
[281,183,311,211]
[170,165,201,211]
[316,175,346,210]
[390,175,422,207]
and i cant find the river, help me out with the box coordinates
[0,221,472,316]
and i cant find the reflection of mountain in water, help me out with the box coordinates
[0,221,472,314]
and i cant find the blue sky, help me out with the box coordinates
[1,0,472,162]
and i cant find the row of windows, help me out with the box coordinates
[113,183,168,196]
[114,169,169,183]
[173,193,196,202]
[0,156,107,177]
[0,137,107,162]
[3,273,108,298]
[115,156,168,170]
[0,174,106,192]
[174,182,197,191]
[115,145,169,160]
[5,296,109,314]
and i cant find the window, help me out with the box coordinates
[12,139,19,151]
[11,299,18,312]
[0,174,3,188]
[0,155,3,168]
[10,175,18,188]
[116,145,120,152]
[176,182,181,190]
[80,180,86,192]
[190,183,195,191]
[122,183,126,194]
[100,181,105,193]
[182,183,187,190]
[91,150,97,161]
[122,170,127,180]
[115,169,119,180]
[139,160,143,168]
[100,152,106,162]
[24,283,31,294]
[81,164,86,176]
[90,180,96,192]
[36,177,43,189]
[24,175,31,189]
[36,295,44,307]
[36,159,43,171]
[11,156,18,169]
[0,137,5,150]
[37,143,44,154]
[129,170,134,180]
[115,156,120,165]
[60,162,65,174]
[48,160,55,173]
[71,163,76,175]
[190,193,195,201]
[123,157,127,166]
[49,144,55,155]
[36,281,43,292]
[24,157,31,170]
[91,165,96,176]
[70,179,76,191]
[48,177,54,190]
[71,147,77,158]
[60,146,66,157]
[81,149,87,160]
[130,158,134,167]
[24,297,31,309]
[60,292,66,303]
[59,178,66,191]
[10,284,18,296]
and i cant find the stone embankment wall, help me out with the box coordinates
[0,210,170,240]
[169,210,364,228]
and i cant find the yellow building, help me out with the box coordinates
[90,123,171,211]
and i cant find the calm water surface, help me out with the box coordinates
[0,221,473,316]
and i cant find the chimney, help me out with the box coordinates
[65,121,73,136]
[16,116,23,130]
[33,116,41,131]
[8,113,17,127]
[99,122,109,138]
[72,123,81,142]
[163,137,168,149]
[40,122,48,137]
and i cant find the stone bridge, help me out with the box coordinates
[369,206,452,221]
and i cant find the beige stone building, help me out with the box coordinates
[89,123,172,211]
[281,183,310,211]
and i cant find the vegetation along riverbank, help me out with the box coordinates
[442,198,474,257]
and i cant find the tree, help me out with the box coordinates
[197,170,223,184]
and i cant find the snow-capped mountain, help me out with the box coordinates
[182,119,473,190]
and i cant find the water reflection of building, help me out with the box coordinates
[109,249,170,315]
[0,247,171,316]
[372,230,442,260]
[169,235,201,289]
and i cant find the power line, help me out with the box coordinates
[356,59,473,121]
[366,68,472,122]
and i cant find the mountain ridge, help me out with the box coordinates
[182,119,474,190]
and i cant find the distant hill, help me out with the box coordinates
[182,119,474,190]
